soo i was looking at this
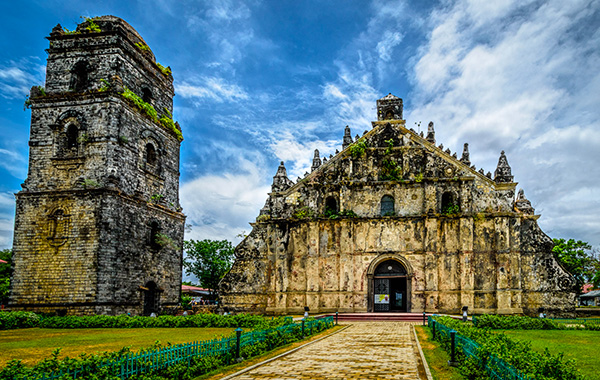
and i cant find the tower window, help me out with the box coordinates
[145,143,157,167]
[381,195,395,216]
[66,124,79,149]
[149,221,161,250]
[71,61,89,92]
[142,88,153,104]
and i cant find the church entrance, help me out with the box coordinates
[373,259,408,312]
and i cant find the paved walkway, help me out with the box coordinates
[226,322,428,379]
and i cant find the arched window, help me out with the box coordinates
[374,259,407,276]
[145,143,157,167]
[142,88,153,104]
[71,61,89,92]
[441,192,459,214]
[66,124,79,149]
[381,195,395,216]
[325,196,338,215]
[385,110,394,119]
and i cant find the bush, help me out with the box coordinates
[431,316,582,380]
[0,311,290,330]
[474,314,562,330]
[0,311,40,329]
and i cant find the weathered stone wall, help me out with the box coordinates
[221,98,576,317]
[10,16,184,316]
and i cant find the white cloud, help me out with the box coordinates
[175,77,248,102]
[376,31,404,62]
[406,0,600,245]
[180,159,270,242]
[0,60,44,99]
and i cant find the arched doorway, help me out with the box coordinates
[143,281,160,316]
[367,255,412,312]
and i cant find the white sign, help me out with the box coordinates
[374,294,389,304]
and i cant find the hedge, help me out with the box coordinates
[431,316,582,380]
[0,311,291,330]
[473,314,600,331]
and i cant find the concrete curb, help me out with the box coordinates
[413,325,434,380]
[218,325,351,380]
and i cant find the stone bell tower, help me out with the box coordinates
[9,16,185,315]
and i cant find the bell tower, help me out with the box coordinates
[10,16,185,315]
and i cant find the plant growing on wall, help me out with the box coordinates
[349,138,367,159]
[292,206,314,220]
[442,203,460,215]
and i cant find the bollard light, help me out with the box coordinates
[538,307,545,319]
[448,330,459,367]
[462,306,468,322]
[335,311,339,325]
[235,327,243,360]
[423,311,426,326]
[304,306,310,319]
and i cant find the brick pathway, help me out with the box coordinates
[226,322,427,379]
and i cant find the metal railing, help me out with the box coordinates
[428,316,529,380]
[21,316,333,380]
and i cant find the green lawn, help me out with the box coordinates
[504,330,600,380]
[0,327,234,367]
[414,326,464,380]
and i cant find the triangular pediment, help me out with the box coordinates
[281,120,498,195]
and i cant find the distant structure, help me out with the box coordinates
[221,93,576,317]
[9,16,185,315]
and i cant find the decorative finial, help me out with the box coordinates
[426,121,435,144]
[460,143,471,166]
[272,161,293,192]
[494,151,513,183]
[514,188,535,214]
[311,149,322,172]
[342,125,353,150]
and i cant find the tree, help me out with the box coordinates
[0,249,12,304]
[183,239,235,299]
[552,238,599,292]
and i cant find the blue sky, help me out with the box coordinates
[0,0,599,250]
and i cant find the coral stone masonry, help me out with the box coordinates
[9,16,185,316]
[220,93,576,317]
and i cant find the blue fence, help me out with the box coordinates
[21,316,333,380]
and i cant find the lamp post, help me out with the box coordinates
[538,307,545,318]
[304,306,310,318]
[462,306,468,322]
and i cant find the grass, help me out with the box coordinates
[0,327,234,367]
[414,325,464,380]
[504,329,600,380]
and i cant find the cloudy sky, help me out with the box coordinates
[0,0,598,250]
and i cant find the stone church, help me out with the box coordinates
[220,94,576,316]
[9,16,185,315]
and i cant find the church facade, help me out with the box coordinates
[220,94,576,316]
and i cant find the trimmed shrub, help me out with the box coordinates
[431,316,582,380]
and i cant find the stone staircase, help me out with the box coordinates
[320,312,431,323]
